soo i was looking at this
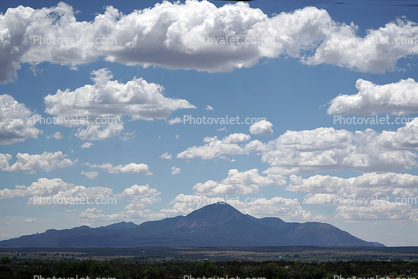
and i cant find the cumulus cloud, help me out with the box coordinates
[119,184,162,210]
[336,201,418,222]
[80,184,163,222]
[206,105,214,111]
[28,185,115,207]
[160,152,172,160]
[233,197,313,221]
[87,162,152,175]
[168,117,183,125]
[80,171,99,179]
[171,167,181,175]
[79,207,166,222]
[1,2,418,83]
[0,178,74,200]
[288,172,418,202]
[177,133,251,160]
[193,168,286,196]
[179,118,418,173]
[0,151,76,172]
[44,68,195,140]
[80,142,93,149]
[24,218,37,223]
[286,172,418,221]
[249,120,273,136]
[46,132,63,140]
[0,177,116,208]
[328,78,418,116]
[0,94,41,145]
[261,122,418,174]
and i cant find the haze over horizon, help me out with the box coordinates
[0,0,418,247]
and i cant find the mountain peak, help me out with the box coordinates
[176,202,246,229]
[186,202,243,219]
[0,202,385,247]
[187,202,239,215]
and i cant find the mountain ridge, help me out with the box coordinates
[0,203,385,247]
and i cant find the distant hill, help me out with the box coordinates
[0,203,384,247]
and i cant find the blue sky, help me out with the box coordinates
[0,0,418,247]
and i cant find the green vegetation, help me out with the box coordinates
[1,256,418,279]
[2,246,418,263]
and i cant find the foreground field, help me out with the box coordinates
[1,256,418,279]
[1,246,418,262]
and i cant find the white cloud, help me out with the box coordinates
[328,78,418,116]
[160,152,172,160]
[243,140,268,153]
[0,151,76,172]
[0,177,115,207]
[24,218,37,223]
[74,123,124,141]
[179,118,418,173]
[0,178,74,200]
[233,197,314,221]
[261,123,418,174]
[121,131,136,141]
[80,142,93,149]
[249,120,273,136]
[80,171,99,179]
[0,2,417,83]
[286,172,418,222]
[222,133,251,144]
[120,184,160,198]
[336,201,418,222]
[217,127,228,132]
[193,168,286,196]
[79,184,163,222]
[0,94,41,145]
[44,68,195,140]
[46,132,63,140]
[177,133,250,160]
[79,208,166,223]
[287,172,418,204]
[206,105,214,111]
[168,117,183,125]
[120,184,162,210]
[87,162,152,175]
[171,167,181,175]
[28,185,115,207]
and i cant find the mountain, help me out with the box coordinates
[0,203,384,247]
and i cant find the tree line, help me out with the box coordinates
[1,256,417,279]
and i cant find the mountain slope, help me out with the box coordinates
[0,203,385,247]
